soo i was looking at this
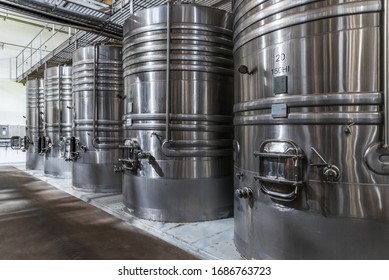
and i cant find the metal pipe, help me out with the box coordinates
[165,0,171,143]
[30,43,32,68]
[35,79,39,149]
[92,44,98,143]
[39,32,42,61]
[384,0,389,147]
[161,140,232,157]
[58,65,61,143]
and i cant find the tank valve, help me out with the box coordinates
[137,151,151,159]
[323,165,340,181]
[236,172,244,180]
[119,158,139,172]
[310,147,341,182]
[235,187,253,199]
[113,165,124,173]
[344,122,355,136]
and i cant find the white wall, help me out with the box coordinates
[0,79,26,125]
[0,12,71,126]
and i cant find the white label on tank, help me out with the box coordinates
[127,102,133,113]
[272,104,288,118]
[126,118,132,126]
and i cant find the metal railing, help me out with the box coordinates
[15,24,76,80]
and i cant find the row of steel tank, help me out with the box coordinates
[23,45,124,194]
[20,1,389,259]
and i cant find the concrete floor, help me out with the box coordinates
[0,166,197,260]
[0,162,241,259]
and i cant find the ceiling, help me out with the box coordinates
[0,0,232,82]
[0,0,232,40]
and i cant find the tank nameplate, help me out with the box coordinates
[274,75,288,94]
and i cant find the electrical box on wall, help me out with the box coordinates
[0,126,8,138]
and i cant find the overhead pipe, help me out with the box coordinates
[0,0,122,40]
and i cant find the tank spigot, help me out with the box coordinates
[114,165,124,173]
[235,187,253,199]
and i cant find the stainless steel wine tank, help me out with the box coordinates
[71,44,123,192]
[25,79,44,170]
[121,3,234,222]
[233,0,389,259]
[43,66,73,178]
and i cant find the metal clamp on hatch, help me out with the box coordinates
[254,139,304,202]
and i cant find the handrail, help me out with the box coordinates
[15,24,75,79]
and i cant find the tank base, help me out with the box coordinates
[234,202,389,260]
[44,157,72,179]
[26,152,44,170]
[72,162,122,193]
[123,174,233,222]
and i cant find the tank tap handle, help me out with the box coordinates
[310,147,328,167]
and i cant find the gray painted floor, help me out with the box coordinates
[0,166,197,260]
[13,164,242,260]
